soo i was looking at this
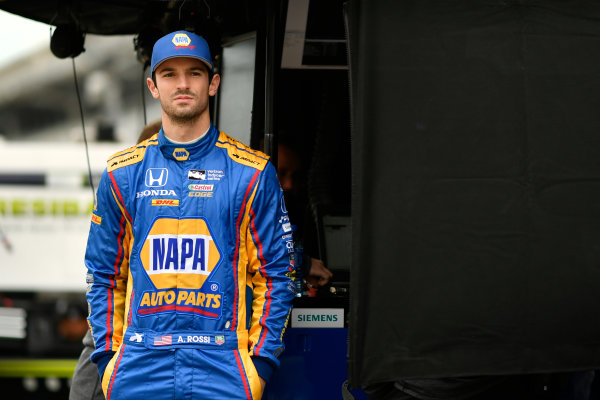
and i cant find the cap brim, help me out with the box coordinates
[153,56,213,73]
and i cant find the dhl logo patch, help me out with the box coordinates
[173,148,189,161]
[151,199,179,206]
[139,217,222,317]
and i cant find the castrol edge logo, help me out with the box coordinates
[138,217,223,318]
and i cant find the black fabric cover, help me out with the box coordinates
[346,0,600,389]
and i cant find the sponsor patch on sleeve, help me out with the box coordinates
[91,213,102,225]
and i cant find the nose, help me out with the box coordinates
[176,74,190,90]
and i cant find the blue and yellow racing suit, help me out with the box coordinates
[85,126,294,400]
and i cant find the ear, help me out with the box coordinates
[147,77,160,99]
[208,74,221,97]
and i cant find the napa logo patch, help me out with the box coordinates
[172,33,194,48]
[151,199,179,206]
[173,148,189,161]
[138,217,222,318]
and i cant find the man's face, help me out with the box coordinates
[278,144,301,195]
[148,57,219,124]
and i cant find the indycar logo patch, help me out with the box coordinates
[188,169,206,180]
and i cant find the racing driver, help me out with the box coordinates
[84,30,294,400]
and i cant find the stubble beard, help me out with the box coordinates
[161,92,207,125]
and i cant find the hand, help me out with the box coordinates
[306,258,333,287]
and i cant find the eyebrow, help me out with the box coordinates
[158,65,206,74]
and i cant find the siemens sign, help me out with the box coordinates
[291,308,344,328]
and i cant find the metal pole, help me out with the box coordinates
[264,0,278,166]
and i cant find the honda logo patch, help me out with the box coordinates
[145,168,168,187]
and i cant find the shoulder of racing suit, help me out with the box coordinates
[215,131,270,171]
[106,134,159,173]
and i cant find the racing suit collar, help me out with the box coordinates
[158,125,219,161]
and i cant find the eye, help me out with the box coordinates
[158,70,175,78]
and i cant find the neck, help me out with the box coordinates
[162,113,211,142]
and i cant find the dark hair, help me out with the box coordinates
[151,61,214,86]
[137,119,162,144]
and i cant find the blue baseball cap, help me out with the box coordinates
[150,30,213,73]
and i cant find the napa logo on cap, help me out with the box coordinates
[173,148,189,161]
[172,33,195,49]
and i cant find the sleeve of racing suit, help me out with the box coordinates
[85,168,131,379]
[246,161,295,382]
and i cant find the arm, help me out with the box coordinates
[85,168,131,378]
[246,162,295,383]
[306,257,334,287]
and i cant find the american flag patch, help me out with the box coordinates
[154,335,172,346]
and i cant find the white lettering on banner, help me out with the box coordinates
[206,170,225,181]
[136,189,177,198]
[176,335,211,344]
[291,308,344,328]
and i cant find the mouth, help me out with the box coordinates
[173,92,195,101]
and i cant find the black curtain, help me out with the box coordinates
[347,0,600,389]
